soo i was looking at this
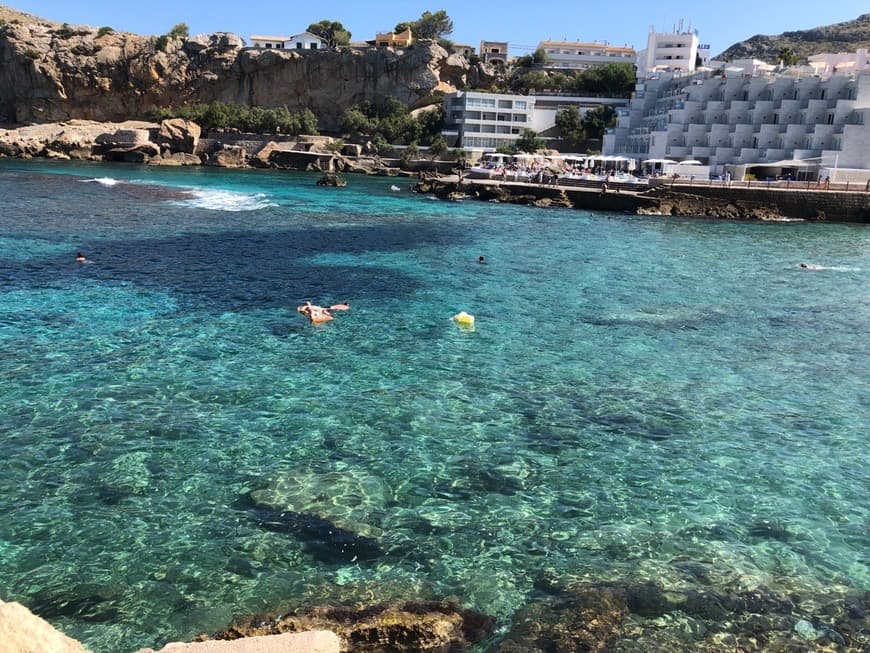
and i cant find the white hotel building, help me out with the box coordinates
[604,69,870,181]
[443,91,628,151]
[636,24,710,78]
[536,40,636,71]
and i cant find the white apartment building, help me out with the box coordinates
[604,70,870,180]
[808,48,870,76]
[636,23,709,78]
[442,91,628,151]
[442,92,535,150]
[537,40,636,70]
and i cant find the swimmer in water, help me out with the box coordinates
[297,301,333,323]
[799,262,822,270]
[76,251,87,263]
[478,255,486,264]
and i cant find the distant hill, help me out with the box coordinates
[0,4,58,27]
[716,13,870,63]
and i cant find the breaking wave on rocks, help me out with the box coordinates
[172,187,278,211]
[80,177,121,186]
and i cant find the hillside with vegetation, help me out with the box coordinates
[716,13,870,63]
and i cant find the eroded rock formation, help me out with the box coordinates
[0,19,468,131]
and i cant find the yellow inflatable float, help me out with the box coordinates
[453,311,475,326]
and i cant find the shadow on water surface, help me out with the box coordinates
[2,221,466,312]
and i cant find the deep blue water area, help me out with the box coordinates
[0,160,867,651]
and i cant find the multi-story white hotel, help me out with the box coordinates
[604,68,870,181]
[636,23,710,78]
[442,91,628,151]
[442,92,536,150]
[536,40,636,70]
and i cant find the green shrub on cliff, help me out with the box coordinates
[339,100,444,146]
[97,26,114,38]
[511,61,635,97]
[151,102,319,136]
[55,23,74,39]
[168,23,189,39]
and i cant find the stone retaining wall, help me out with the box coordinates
[663,185,870,222]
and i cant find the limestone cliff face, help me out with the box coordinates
[0,20,468,130]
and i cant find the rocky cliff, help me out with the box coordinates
[716,13,870,62]
[0,13,470,130]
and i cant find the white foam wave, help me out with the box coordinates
[176,189,278,212]
[81,177,120,186]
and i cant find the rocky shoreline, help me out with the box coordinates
[0,119,424,175]
[3,119,868,221]
[4,574,868,652]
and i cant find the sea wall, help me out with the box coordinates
[425,179,870,223]
[652,185,870,222]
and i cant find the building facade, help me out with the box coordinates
[375,28,413,48]
[537,40,635,70]
[249,32,327,50]
[636,24,708,78]
[604,70,870,178]
[249,35,289,49]
[808,48,870,76]
[443,91,628,151]
[285,32,327,50]
[479,40,509,65]
[442,91,534,150]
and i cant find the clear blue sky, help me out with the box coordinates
[8,0,870,57]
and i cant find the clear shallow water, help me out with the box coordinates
[0,160,867,651]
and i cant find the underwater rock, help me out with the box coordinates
[250,506,383,563]
[248,469,388,556]
[747,518,792,541]
[205,600,495,652]
[496,584,629,652]
[27,585,120,623]
[500,579,869,652]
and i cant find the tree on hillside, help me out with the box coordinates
[307,20,351,48]
[168,23,189,39]
[515,128,545,153]
[778,47,799,66]
[515,47,550,68]
[395,10,453,40]
[580,105,617,141]
[555,106,585,151]
[572,62,635,97]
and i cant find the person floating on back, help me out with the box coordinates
[297,300,350,323]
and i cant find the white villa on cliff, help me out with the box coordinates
[249,32,327,50]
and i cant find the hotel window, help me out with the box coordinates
[515,101,527,110]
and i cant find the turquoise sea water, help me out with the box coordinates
[0,160,867,651]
